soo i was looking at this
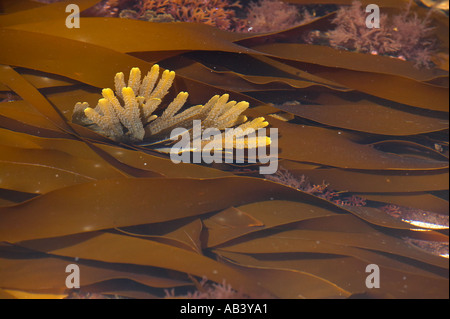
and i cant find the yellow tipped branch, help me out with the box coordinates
[127,67,141,95]
[114,72,126,99]
[140,64,160,98]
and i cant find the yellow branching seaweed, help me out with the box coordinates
[72,65,270,149]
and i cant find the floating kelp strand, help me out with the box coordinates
[381,204,449,230]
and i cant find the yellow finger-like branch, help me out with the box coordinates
[72,66,271,147]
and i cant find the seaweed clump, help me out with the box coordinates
[265,167,367,207]
[119,9,175,22]
[121,0,246,31]
[244,0,314,33]
[326,1,438,67]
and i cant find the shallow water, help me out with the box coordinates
[0,0,448,299]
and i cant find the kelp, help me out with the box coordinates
[0,1,45,14]
[249,43,448,82]
[18,231,274,297]
[0,245,191,294]
[0,128,233,180]
[309,67,448,111]
[216,250,448,298]
[0,65,73,132]
[0,0,448,299]
[260,117,448,170]
[204,200,340,247]
[116,218,205,253]
[161,54,352,93]
[0,177,311,243]
[276,101,449,136]
[5,17,251,54]
[0,68,77,91]
[361,193,449,215]
[214,218,447,268]
[283,167,449,192]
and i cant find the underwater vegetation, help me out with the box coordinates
[326,1,438,67]
[86,0,246,31]
[0,0,448,299]
[245,0,309,32]
[85,0,444,67]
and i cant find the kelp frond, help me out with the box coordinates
[72,65,270,148]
